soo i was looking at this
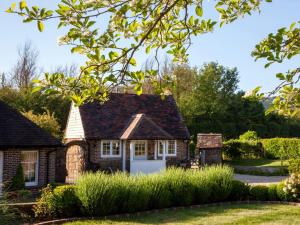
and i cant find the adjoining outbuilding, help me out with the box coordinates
[196,133,223,165]
[0,101,64,191]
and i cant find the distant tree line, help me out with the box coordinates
[1,43,300,140]
[169,62,300,140]
[128,59,300,140]
[0,42,72,138]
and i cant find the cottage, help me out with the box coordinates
[0,101,63,190]
[64,93,190,182]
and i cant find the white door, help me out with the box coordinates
[0,151,3,195]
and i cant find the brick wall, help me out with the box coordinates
[88,139,188,172]
[2,148,58,188]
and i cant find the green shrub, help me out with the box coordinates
[277,181,289,201]
[76,166,234,217]
[239,130,259,141]
[205,165,233,202]
[249,185,269,201]
[288,158,300,173]
[268,184,278,201]
[261,138,300,159]
[283,173,300,201]
[11,164,25,191]
[164,168,194,206]
[228,180,250,201]
[146,174,172,209]
[34,184,79,219]
[76,172,130,216]
[190,170,211,204]
[223,140,263,159]
[224,138,300,160]
[0,199,21,225]
[52,185,80,217]
[121,175,151,213]
[34,185,56,219]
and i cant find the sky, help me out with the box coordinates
[0,0,299,93]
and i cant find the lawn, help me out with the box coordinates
[64,204,300,225]
[225,159,288,167]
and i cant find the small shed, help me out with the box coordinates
[196,133,223,165]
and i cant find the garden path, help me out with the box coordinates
[234,173,288,185]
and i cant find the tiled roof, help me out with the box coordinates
[0,101,62,148]
[79,93,190,140]
[120,114,173,140]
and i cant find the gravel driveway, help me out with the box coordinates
[234,174,288,185]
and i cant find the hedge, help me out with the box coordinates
[261,138,300,159]
[76,166,233,216]
[34,166,233,218]
[222,140,263,159]
[223,138,300,160]
[34,175,294,220]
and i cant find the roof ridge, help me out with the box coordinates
[120,113,173,140]
[120,113,144,140]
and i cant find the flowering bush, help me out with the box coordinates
[283,173,300,200]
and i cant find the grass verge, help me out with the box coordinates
[64,203,300,225]
[225,159,288,167]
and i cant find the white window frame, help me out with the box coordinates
[133,140,148,160]
[21,151,39,187]
[100,140,121,158]
[157,140,177,157]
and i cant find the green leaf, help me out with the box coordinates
[195,6,203,17]
[6,3,16,13]
[37,21,44,32]
[71,46,85,54]
[129,58,137,66]
[146,46,151,54]
[276,73,285,80]
[31,86,42,93]
[20,1,27,10]
[11,2,16,11]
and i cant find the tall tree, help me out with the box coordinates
[251,22,300,117]
[0,72,9,88]
[8,0,272,104]
[11,41,38,89]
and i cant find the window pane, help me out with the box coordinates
[135,142,146,156]
[168,140,176,155]
[158,141,164,155]
[112,142,120,155]
[21,152,38,184]
[102,141,111,155]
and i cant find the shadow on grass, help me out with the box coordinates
[66,204,294,225]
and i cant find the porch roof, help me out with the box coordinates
[120,114,173,140]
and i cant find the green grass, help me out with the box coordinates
[225,159,288,167]
[64,204,300,225]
